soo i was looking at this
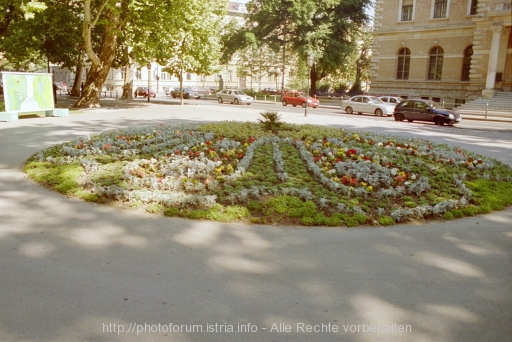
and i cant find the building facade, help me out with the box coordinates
[369,0,512,105]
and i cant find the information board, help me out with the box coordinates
[1,72,55,113]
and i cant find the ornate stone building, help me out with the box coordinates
[369,0,511,105]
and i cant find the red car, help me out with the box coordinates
[134,87,156,98]
[281,92,319,108]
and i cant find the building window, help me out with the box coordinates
[397,48,411,80]
[461,45,473,81]
[469,0,478,15]
[433,0,448,18]
[402,0,413,21]
[428,46,444,80]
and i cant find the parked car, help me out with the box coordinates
[393,99,462,126]
[163,86,175,96]
[134,87,156,98]
[215,89,253,105]
[281,92,320,108]
[342,95,395,116]
[171,88,200,99]
[378,96,404,105]
[261,88,280,95]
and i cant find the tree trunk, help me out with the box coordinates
[120,62,134,100]
[310,65,318,97]
[74,63,112,108]
[74,2,121,108]
[70,62,83,97]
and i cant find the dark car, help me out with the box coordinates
[261,88,280,95]
[171,88,200,99]
[393,99,461,126]
[134,87,156,98]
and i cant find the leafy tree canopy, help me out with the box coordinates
[222,0,372,92]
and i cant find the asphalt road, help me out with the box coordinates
[1,102,511,341]
[131,94,512,131]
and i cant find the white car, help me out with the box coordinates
[216,89,253,105]
[342,95,396,116]
[378,96,404,106]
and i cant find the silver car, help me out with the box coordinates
[216,89,253,105]
[378,96,404,106]
[342,95,396,116]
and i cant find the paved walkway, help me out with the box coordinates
[0,101,511,341]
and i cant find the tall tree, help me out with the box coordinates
[349,29,372,95]
[222,0,371,96]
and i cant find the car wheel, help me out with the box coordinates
[375,109,383,117]
[395,114,404,122]
[407,119,413,122]
[234,98,239,105]
[345,106,353,114]
[302,102,307,108]
[282,100,287,106]
[218,97,223,104]
[434,117,444,125]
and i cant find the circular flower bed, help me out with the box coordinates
[25,119,512,227]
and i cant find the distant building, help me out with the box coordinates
[370,0,511,105]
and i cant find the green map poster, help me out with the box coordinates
[1,72,54,112]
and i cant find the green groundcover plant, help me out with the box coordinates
[24,116,512,227]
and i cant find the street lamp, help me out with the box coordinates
[147,63,151,102]
[304,54,314,117]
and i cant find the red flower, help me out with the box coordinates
[346,149,357,157]
[394,175,405,182]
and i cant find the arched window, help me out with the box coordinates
[461,46,473,81]
[428,46,443,80]
[397,48,411,80]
